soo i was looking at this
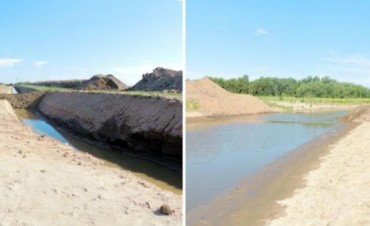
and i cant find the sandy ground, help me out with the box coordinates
[267,121,370,225]
[0,85,12,94]
[186,77,273,117]
[0,100,182,226]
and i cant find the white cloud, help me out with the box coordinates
[0,58,22,68]
[34,60,48,68]
[323,53,370,87]
[254,28,268,36]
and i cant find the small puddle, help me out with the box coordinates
[15,109,182,194]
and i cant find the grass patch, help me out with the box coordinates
[186,99,200,112]
[16,85,182,100]
[259,96,370,105]
[16,84,67,92]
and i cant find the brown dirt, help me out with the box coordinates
[0,100,182,226]
[132,67,182,92]
[186,77,274,117]
[76,74,128,90]
[343,104,370,122]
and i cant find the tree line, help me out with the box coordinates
[209,75,370,98]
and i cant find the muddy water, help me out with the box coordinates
[15,109,182,194]
[186,111,346,210]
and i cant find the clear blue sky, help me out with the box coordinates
[0,0,182,85]
[187,0,370,87]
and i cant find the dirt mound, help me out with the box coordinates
[186,77,273,117]
[343,105,370,122]
[77,74,128,91]
[132,67,182,92]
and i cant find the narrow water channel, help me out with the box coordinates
[186,111,346,210]
[15,109,182,194]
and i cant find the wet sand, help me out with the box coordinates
[187,115,356,226]
[0,100,182,225]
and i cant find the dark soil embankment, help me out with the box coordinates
[132,67,182,92]
[38,92,182,163]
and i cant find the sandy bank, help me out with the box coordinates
[186,77,273,117]
[0,85,12,94]
[267,121,370,225]
[265,107,370,225]
[0,100,182,225]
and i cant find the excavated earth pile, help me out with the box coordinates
[186,77,273,117]
[38,92,182,162]
[132,67,182,92]
[76,74,128,91]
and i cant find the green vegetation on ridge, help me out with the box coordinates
[186,99,200,112]
[210,76,370,99]
[16,84,182,100]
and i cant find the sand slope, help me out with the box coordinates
[0,100,182,226]
[186,77,273,117]
[267,120,370,226]
[0,85,12,94]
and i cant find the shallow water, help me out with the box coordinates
[16,109,182,194]
[186,111,346,210]
[11,86,18,94]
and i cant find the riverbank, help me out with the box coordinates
[0,100,182,225]
[267,108,370,225]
